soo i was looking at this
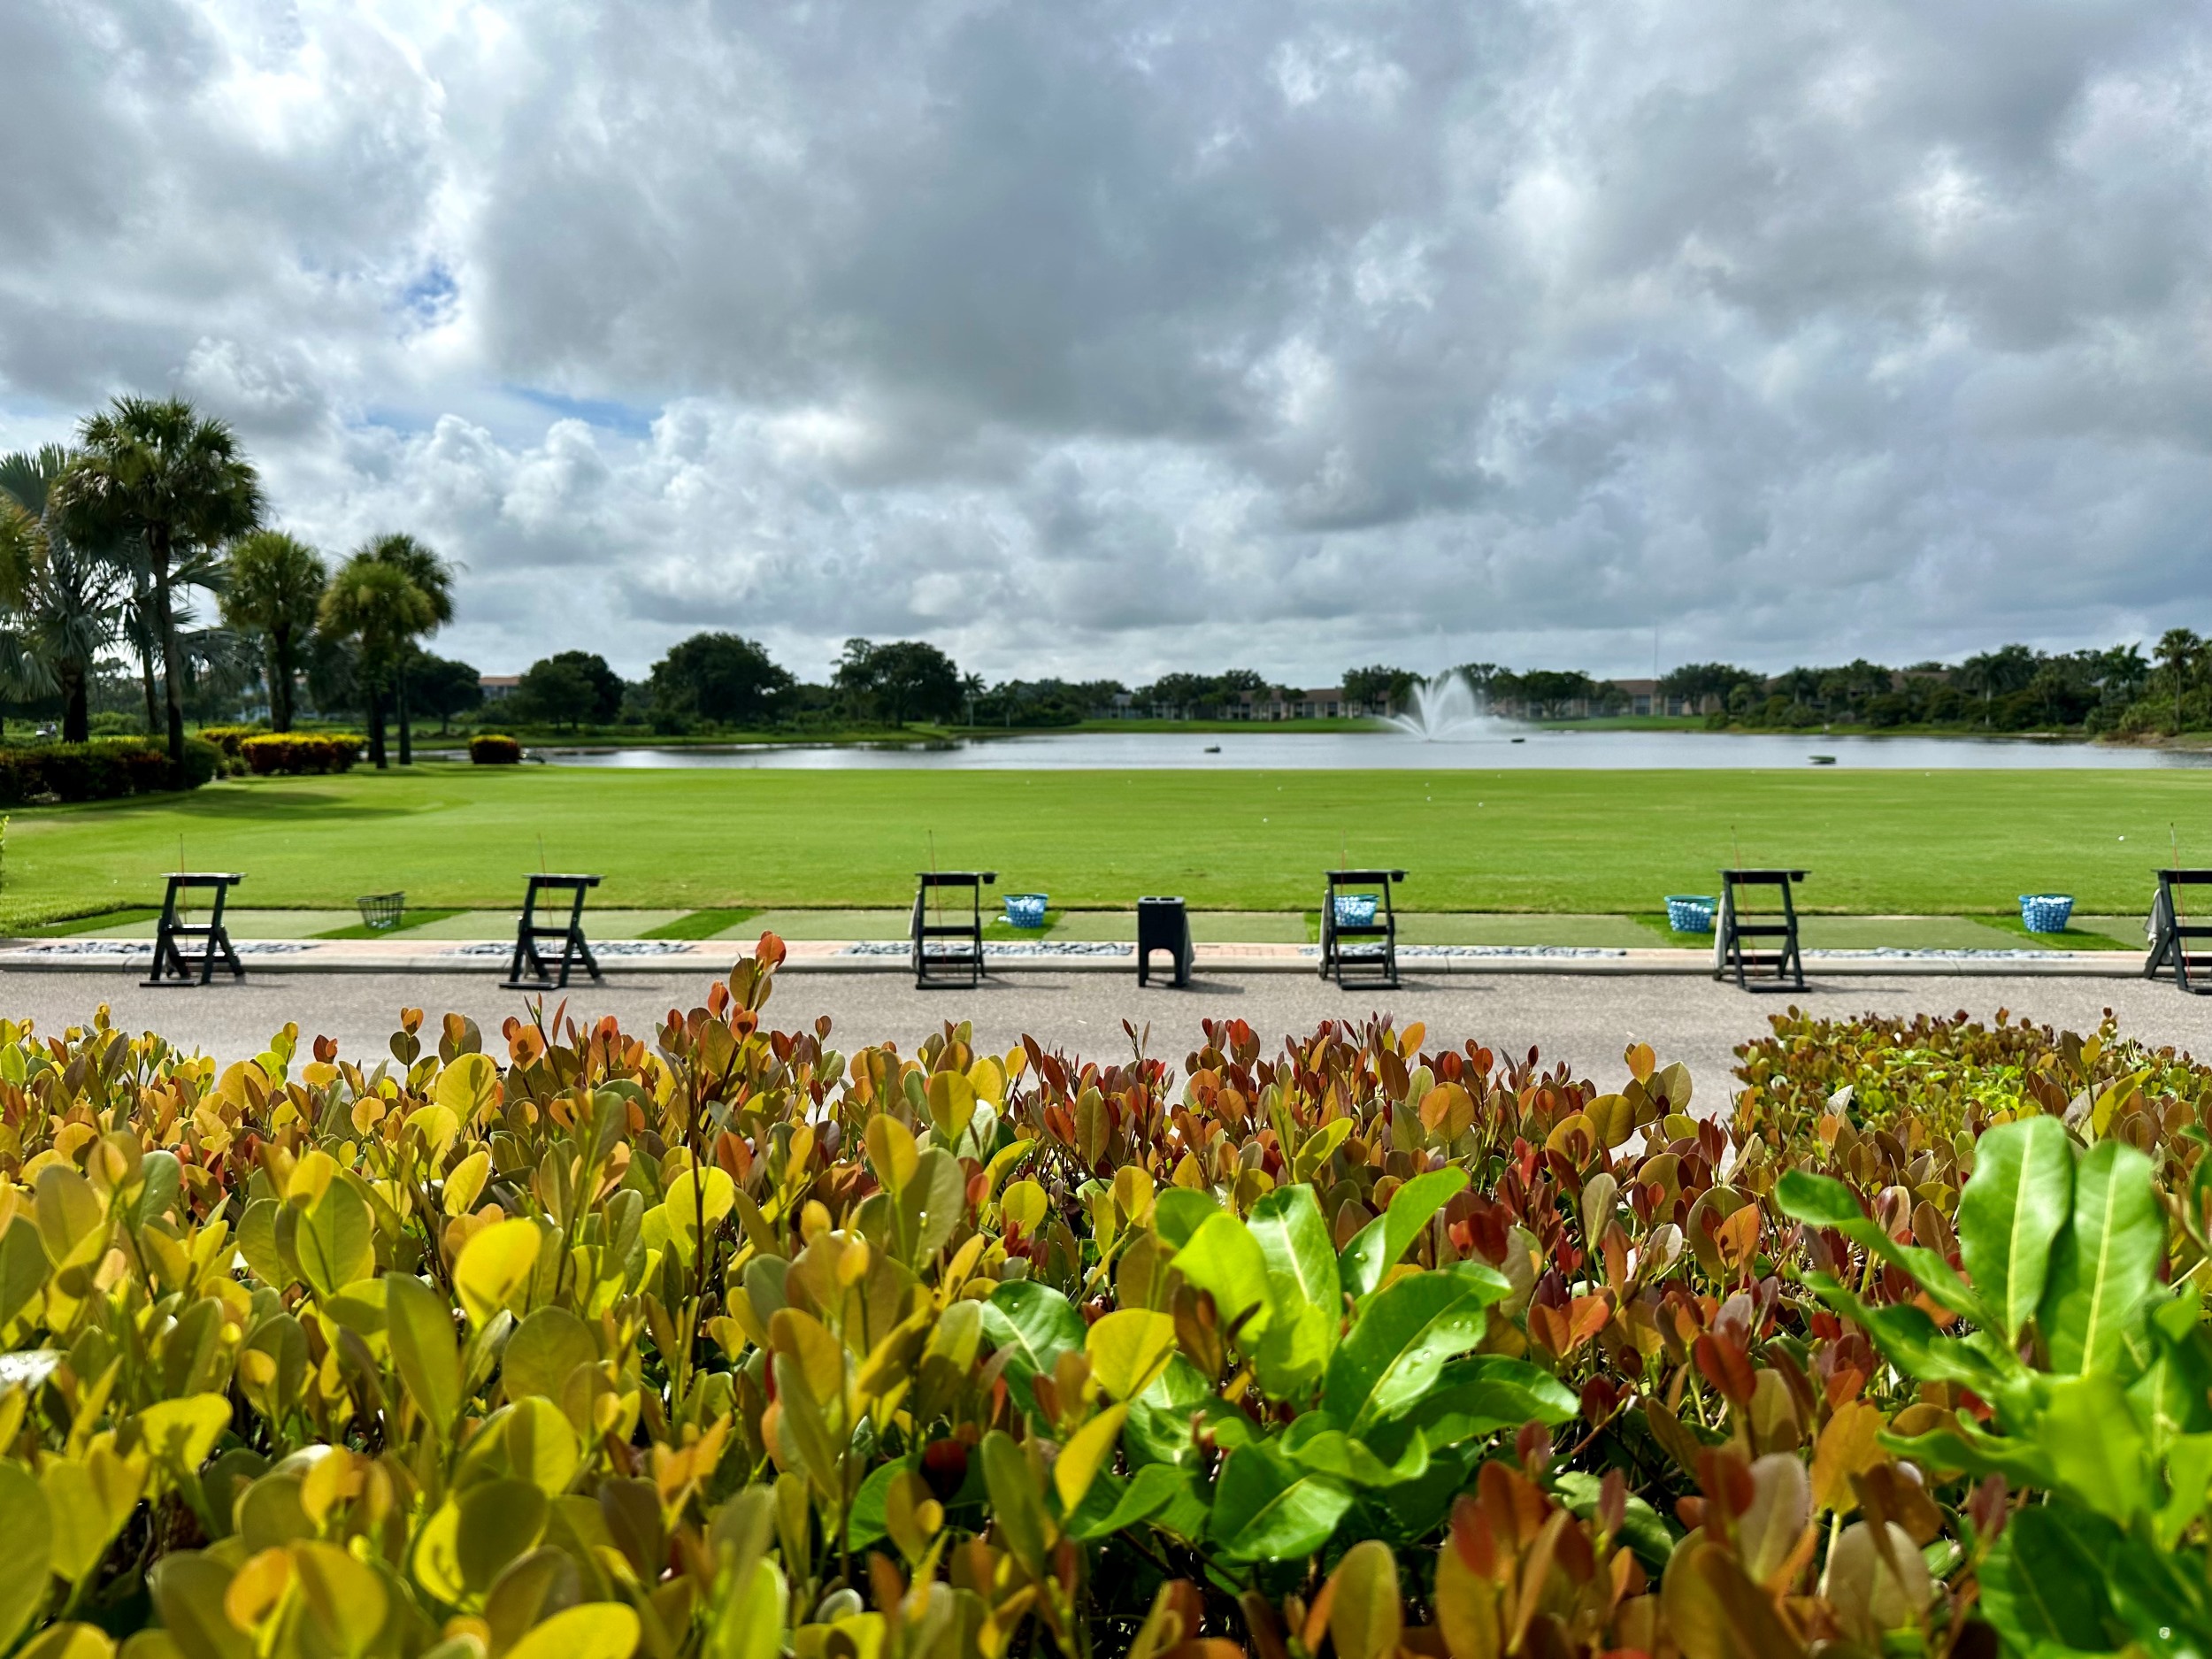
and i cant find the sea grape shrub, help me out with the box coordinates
[470,733,522,764]
[1735,1004,2212,1150]
[0,952,2201,1659]
[240,733,362,775]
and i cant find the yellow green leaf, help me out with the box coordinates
[864,1117,919,1195]
[1325,1540,1402,1659]
[442,1151,490,1218]
[289,1540,388,1659]
[1052,1404,1127,1515]
[503,1603,641,1659]
[17,1624,116,1659]
[435,1052,501,1123]
[454,1219,542,1329]
[1085,1310,1178,1402]
[132,1396,232,1480]
[295,1179,373,1301]
[0,1460,52,1648]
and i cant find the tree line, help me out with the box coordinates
[0,396,463,770]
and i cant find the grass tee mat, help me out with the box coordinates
[2,948,2209,1659]
[0,762,2200,929]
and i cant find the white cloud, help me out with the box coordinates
[1,0,2208,682]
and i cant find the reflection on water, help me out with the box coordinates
[546,729,2212,771]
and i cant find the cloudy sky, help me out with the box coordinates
[4,0,2209,685]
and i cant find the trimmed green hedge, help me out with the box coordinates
[239,733,361,775]
[0,736,218,803]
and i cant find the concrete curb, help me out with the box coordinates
[0,939,2152,979]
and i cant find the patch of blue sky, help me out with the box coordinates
[503,386,658,438]
[398,262,460,327]
[357,404,436,438]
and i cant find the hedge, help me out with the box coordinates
[471,732,523,764]
[0,952,2203,1658]
[239,732,362,775]
[0,735,218,804]
[196,724,264,758]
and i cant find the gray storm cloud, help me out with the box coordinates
[0,0,2207,681]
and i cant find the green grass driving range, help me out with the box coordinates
[0,762,2200,926]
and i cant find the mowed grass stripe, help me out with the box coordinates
[0,762,2199,924]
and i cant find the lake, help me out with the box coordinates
[545,728,2211,771]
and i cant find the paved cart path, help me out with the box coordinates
[3,967,2198,1094]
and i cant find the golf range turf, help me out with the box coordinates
[0,760,2201,928]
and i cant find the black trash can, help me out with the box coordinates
[1137,895,1193,987]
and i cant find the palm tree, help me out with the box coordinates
[0,448,127,741]
[2156,628,2205,737]
[223,531,327,732]
[319,555,434,769]
[54,397,262,764]
[361,533,454,764]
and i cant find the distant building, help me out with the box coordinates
[479,674,520,703]
[1609,678,1709,717]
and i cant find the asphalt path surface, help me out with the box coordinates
[0,965,2198,1098]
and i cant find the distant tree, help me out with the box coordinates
[0,446,127,741]
[411,654,483,733]
[1342,665,1421,711]
[510,651,620,731]
[512,658,597,731]
[304,632,360,719]
[1658,662,1764,713]
[318,555,434,768]
[2155,629,2205,735]
[56,396,263,765]
[1137,672,1214,714]
[1955,644,2039,726]
[362,533,455,764]
[649,633,793,726]
[834,639,962,725]
[222,530,326,732]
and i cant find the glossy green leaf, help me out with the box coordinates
[2044,1139,2161,1375]
[1069,1463,1188,1540]
[1171,1211,1274,1343]
[1151,1187,1218,1248]
[1322,1263,1509,1432]
[1777,1169,1985,1322]
[1388,1356,1578,1450]
[1247,1185,1340,1391]
[1956,1115,2074,1346]
[1279,1414,1430,1486]
[1553,1471,1678,1571]
[1339,1166,1469,1300]
[1977,1506,2116,1654]
[1207,1440,1354,1561]
[979,1280,1084,1410]
[2039,1371,2147,1524]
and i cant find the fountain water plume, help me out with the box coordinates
[1381,671,1518,741]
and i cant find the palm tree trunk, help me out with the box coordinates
[367,685,388,769]
[150,531,186,765]
[271,628,295,733]
[396,663,412,764]
[138,638,157,737]
[61,663,88,744]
